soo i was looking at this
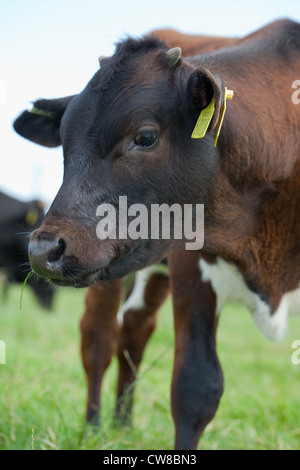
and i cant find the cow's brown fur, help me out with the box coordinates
[149,28,238,55]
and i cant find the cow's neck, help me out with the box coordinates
[202,164,300,311]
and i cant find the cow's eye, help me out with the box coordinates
[134,130,158,148]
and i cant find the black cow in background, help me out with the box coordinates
[0,191,55,309]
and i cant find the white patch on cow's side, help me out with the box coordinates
[199,257,300,341]
[117,264,168,326]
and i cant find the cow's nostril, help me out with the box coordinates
[28,233,68,279]
[47,238,66,263]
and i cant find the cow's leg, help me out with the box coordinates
[115,267,169,424]
[80,279,123,425]
[168,251,223,450]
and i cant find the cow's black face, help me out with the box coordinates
[14,37,223,287]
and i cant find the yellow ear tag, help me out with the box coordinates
[25,208,39,226]
[214,87,234,146]
[191,96,215,139]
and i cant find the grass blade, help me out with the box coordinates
[20,271,33,310]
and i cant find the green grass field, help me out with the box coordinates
[0,282,299,450]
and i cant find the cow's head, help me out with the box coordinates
[13,36,224,287]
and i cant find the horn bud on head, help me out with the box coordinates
[166,47,182,65]
[98,55,107,68]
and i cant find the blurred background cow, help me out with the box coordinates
[0,190,55,309]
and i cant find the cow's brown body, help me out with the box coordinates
[13,19,300,449]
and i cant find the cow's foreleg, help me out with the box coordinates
[169,251,223,450]
[80,279,123,425]
[115,267,169,424]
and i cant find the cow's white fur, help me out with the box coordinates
[117,264,168,325]
[199,257,300,341]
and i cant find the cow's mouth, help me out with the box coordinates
[28,232,133,287]
[29,229,166,288]
[35,244,139,288]
[43,245,164,288]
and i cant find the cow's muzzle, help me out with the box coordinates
[28,232,67,280]
[28,226,113,287]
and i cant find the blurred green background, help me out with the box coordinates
[0,284,299,450]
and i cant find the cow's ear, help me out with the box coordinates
[187,67,222,132]
[13,95,75,148]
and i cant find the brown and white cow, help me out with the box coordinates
[13,19,300,450]
[14,29,238,429]
[80,28,239,427]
